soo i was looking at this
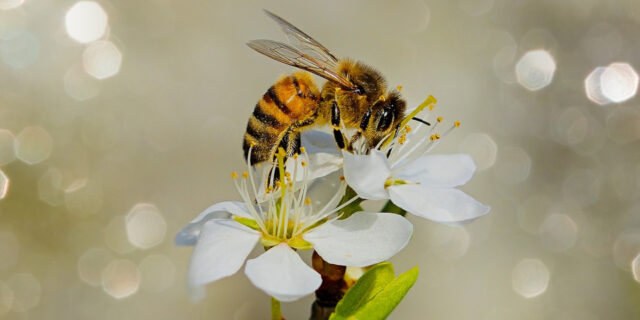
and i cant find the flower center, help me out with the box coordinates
[232,146,354,250]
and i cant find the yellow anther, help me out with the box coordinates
[285,172,291,177]
[435,133,441,139]
[300,147,306,153]
[405,125,412,133]
[288,182,293,188]
[305,198,311,205]
[242,171,248,179]
[429,105,434,110]
[339,175,345,181]
[379,95,386,102]
[293,153,299,159]
[430,135,436,141]
[454,121,461,127]
[301,161,307,167]
[397,85,403,92]
[437,116,443,123]
[249,141,256,147]
[231,172,238,179]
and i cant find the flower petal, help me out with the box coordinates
[395,154,476,188]
[175,201,253,246]
[388,184,490,223]
[244,243,321,302]
[342,150,391,200]
[286,152,343,182]
[301,130,340,155]
[303,212,413,267]
[188,219,260,287]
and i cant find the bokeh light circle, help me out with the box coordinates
[0,129,16,165]
[6,273,41,311]
[460,132,498,170]
[83,40,123,79]
[539,214,578,252]
[511,258,550,298]
[15,126,53,165]
[0,169,8,200]
[101,259,140,299]
[78,247,114,287]
[125,203,167,250]
[515,49,556,91]
[65,1,108,43]
[600,62,638,103]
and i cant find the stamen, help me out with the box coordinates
[437,116,443,123]
[454,121,461,127]
[305,198,311,205]
[381,95,436,148]
[242,171,248,179]
[396,85,403,92]
[231,172,238,179]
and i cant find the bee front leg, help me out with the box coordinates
[331,101,348,150]
[349,108,372,147]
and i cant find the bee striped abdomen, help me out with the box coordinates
[243,72,320,164]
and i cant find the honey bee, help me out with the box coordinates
[243,10,408,165]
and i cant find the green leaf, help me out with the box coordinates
[330,264,419,320]
[331,263,395,318]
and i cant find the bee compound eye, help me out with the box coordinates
[377,108,394,132]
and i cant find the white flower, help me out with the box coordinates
[342,102,490,223]
[176,149,413,302]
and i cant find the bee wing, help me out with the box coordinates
[262,9,339,68]
[247,39,355,90]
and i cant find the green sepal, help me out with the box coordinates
[330,263,419,320]
[380,200,406,217]
[232,216,261,231]
[338,186,365,220]
[288,236,313,250]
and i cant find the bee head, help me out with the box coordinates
[373,91,406,135]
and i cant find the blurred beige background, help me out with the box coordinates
[1,0,640,319]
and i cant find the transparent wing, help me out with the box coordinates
[263,9,339,70]
[247,39,355,90]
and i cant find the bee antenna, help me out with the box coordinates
[411,117,431,126]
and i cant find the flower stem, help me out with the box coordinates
[381,200,406,216]
[271,297,282,320]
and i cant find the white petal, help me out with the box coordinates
[395,154,476,188]
[188,219,260,287]
[306,152,343,180]
[286,152,343,182]
[244,243,321,302]
[342,150,390,200]
[301,130,340,155]
[388,184,490,223]
[175,201,253,246]
[303,212,413,267]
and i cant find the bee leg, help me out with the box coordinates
[331,101,347,150]
[349,108,372,147]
